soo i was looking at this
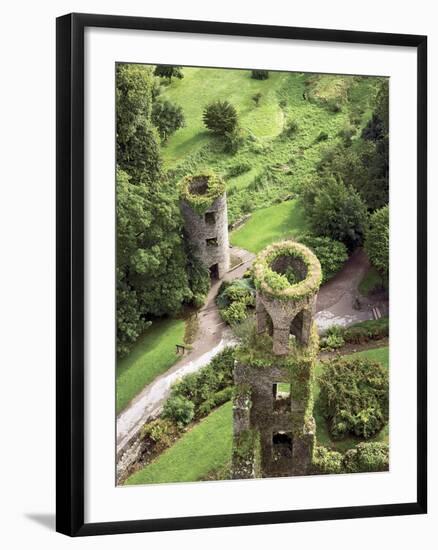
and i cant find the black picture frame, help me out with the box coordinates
[56,12,427,537]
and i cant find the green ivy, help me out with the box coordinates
[179,171,226,214]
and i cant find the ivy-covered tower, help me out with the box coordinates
[232,241,322,478]
[179,172,230,279]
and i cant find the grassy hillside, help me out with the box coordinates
[125,401,233,485]
[117,318,185,413]
[160,68,382,225]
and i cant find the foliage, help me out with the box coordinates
[313,446,344,474]
[154,65,184,81]
[318,356,389,439]
[252,92,262,106]
[220,301,248,325]
[203,100,238,135]
[251,70,269,80]
[141,418,180,454]
[343,317,389,344]
[226,161,252,178]
[168,347,235,418]
[343,442,389,473]
[281,119,299,138]
[320,328,345,351]
[305,176,369,249]
[152,99,185,141]
[315,131,329,142]
[116,64,162,184]
[365,205,389,280]
[252,241,322,301]
[224,127,246,154]
[179,171,226,214]
[184,240,210,307]
[216,278,255,310]
[299,235,348,283]
[116,169,191,335]
[162,395,195,427]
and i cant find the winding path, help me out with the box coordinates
[117,245,387,456]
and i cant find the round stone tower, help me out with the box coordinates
[179,172,230,279]
[252,241,322,355]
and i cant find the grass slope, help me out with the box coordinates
[314,346,389,452]
[160,69,380,224]
[126,401,233,485]
[230,199,308,253]
[117,318,185,413]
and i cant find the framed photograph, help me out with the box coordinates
[56,13,427,536]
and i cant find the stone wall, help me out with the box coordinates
[180,193,230,278]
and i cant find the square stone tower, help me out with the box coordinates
[232,241,322,478]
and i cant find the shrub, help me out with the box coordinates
[224,127,245,154]
[151,99,185,141]
[343,442,389,473]
[313,446,344,474]
[282,119,299,138]
[252,92,262,106]
[198,387,233,416]
[251,70,269,80]
[162,395,195,427]
[299,235,348,283]
[365,205,389,280]
[217,278,255,309]
[318,356,389,439]
[154,65,184,81]
[203,100,238,135]
[226,162,251,178]
[169,348,235,417]
[141,419,180,453]
[220,301,248,325]
[343,317,389,344]
[316,131,329,142]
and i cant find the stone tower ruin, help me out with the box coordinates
[232,241,322,479]
[179,172,230,279]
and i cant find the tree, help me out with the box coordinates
[154,65,184,81]
[307,176,369,249]
[251,70,269,80]
[152,99,185,141]
[299,235,348,283]
[203,100,238,136]
[116,64,162,184]
[364,205,389,280]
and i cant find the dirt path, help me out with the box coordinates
[315,248,387,331]
[116,246,255,455]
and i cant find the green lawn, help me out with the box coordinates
[117,318,185,413]
[230,199,309,253]
[125,401,233,485]
[313,346,389,452]
[161,68,287,164]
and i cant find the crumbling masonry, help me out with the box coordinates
[179,172,230,279]
[232,241,322,478]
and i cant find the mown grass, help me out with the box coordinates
[230,199,309,253]
[117,318,185,414]
[125,401,233,485]
[313,346,389,452]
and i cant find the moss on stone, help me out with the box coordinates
[179,171,226,214]
[253,241,322,301]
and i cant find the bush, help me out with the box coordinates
[252,92,262,106]
[141,419,180,453]
[299,235,348,283]
[169,347,235,417]
[251,70,269,80]
[316,131,329,142]
[203,100,238,136]
[224,127,245,154]
[226,162,251,178]
[343,317,389,344]
[216,278,255,309]
[162,395,195,427]
[343,442,389,473]
[198,387,233,416]
[318,356,389,439]
[313,446,344,474]
[221,301,248,325]
[282,119,299,138]
[365,205,389,280]
[151,99,185,141]
[154,65,184,81]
